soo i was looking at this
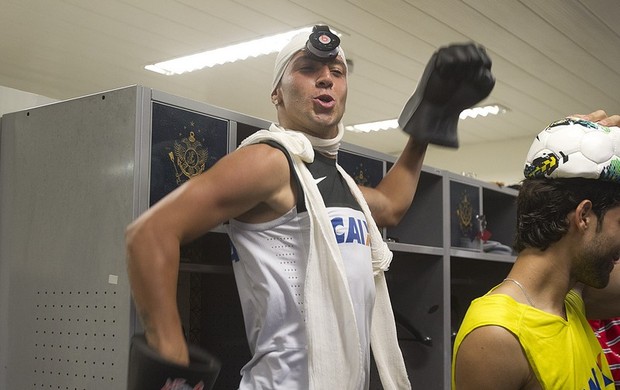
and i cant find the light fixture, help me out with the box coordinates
[146,26,316,75]
[345,119,399,133]
[459,104,508,120]
[345,104,508,133]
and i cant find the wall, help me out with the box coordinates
[0,85,57,117]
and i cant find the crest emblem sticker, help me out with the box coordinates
[169,131,209,184]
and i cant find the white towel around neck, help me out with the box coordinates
[239,123,411,389]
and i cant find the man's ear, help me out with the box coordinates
[271,89,281,106]
[575,199,593,231]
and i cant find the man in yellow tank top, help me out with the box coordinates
[452,111,620,389]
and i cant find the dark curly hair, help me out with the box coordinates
[513,177,620,252]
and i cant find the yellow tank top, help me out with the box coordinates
[452,289,613,389]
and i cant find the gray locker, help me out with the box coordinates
[0,86,250,389]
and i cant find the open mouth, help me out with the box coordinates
[317,94,333,102]
[314,94,335,108]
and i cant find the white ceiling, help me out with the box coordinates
[1,0,619,158]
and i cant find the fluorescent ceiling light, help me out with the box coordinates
[459,104,508,120]
[345,104,508,133]
[146,27,315,75]
[345,119,399,133]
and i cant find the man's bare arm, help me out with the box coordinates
[359,137,427,227]
[454,326,534,390]
[126,144,292,364]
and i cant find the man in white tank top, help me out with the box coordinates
[228,147,376,388]
[126,25,495,389]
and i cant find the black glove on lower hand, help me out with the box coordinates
[127,334,221,390]
[398,43,495,148]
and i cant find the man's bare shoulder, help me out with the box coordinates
[128,142,295,244]
[212,143,296,222]
[455,325,538,390]
[211,142,291,184]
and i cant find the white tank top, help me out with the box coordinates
[228,150,375,389]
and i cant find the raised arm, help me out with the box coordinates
[359,138,427,227]
[126,144,292,365]
[361,43,494,227]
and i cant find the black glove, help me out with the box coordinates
[127,334,221,390]
[398,43,495,148]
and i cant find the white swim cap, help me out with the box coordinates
[271,26,347,94]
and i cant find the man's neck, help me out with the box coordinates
[509,248,574,318]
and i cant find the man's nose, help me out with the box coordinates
[316,66,334,88]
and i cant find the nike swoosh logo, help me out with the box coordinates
[314,176,327,185]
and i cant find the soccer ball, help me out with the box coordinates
[524,118,620,182]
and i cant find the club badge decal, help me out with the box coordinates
[456,191,474,239]
[351,163,371,187]
[170,131,209,185]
